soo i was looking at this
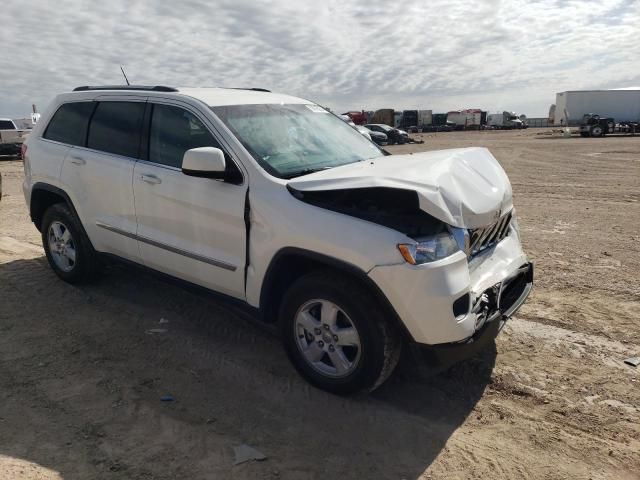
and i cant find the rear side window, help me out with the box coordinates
[43,102,95,146]
[149,104,220,168]
[0,120,15,129]
[87,102,145,158]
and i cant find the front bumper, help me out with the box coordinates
[369,233,532,345]
[414,264,532,366]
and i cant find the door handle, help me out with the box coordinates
[140,174,162,185]
[69,156,86,165]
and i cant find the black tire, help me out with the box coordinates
[591,125,603,137]
[41,203,101,284]
[280,270,402,395]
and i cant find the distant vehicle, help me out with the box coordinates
[418,110,432,128]
[447,110,484,130]
[365,124,408,145]
[340,115,372,141]
[363,127,388,145]
[343,111,368,126]
[579,113,614,137]
[401,110,418,130]
[487,112,524,130]
[355,125,372,141]
[0,118,29,157]
[422,121,454,132]
[393,111,402,128]
[370,109,395,127]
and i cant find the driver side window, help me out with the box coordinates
[149,104,220,168]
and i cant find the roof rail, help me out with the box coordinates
[227,87,271,93]
[73,85,178,92]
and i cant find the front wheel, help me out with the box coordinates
[591,125,603,137]
[280,271,402,394]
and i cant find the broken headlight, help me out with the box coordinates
[397,233,460,265]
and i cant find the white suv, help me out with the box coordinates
[23,85,532,394]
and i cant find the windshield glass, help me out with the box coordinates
[212,104,383,178]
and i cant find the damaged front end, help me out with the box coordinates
[287,186,446,238]
[287,147,532,350]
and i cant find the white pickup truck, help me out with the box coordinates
[0,118,29,157]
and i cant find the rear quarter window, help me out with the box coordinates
[87,102,145,158]
[43,102,95,146]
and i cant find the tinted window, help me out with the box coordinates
[0,120,15,129]
[149,104,220,168]
[87,102,144,158]
[43,102,95,146]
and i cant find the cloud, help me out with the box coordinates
[0,0,638,117]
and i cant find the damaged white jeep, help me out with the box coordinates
[23,85,532,394]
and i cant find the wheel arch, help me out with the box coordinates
[30,183,81,232]
[259,247,413,341]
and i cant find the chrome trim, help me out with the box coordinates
[468,211,513,257]
[95,221,237,271]
[136,159,181,172]
[95,221,137,240]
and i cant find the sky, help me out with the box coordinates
[1,0,639,118]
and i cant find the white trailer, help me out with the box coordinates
[447,110,483,129]
[554,89,640,126]
[418,110,432,127]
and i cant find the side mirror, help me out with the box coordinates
[182,147,226,179]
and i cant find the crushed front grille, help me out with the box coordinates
[469,211,512,256]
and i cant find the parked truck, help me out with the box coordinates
[400,110,418,129]
[447,109,484,130]
[487,111,524,130]
[421,113,453,132]
[343,111,368,126]
[371,109,395,127]
[0,118,29,157]
[579,113,615,137]
[400,110,433,131]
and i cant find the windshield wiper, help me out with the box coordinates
[282,166,333,179]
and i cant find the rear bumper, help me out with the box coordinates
[0,143,21,155]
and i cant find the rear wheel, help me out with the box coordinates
[41,203,101,283]
[280,271,401,394]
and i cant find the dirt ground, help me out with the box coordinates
[1,129,639,479]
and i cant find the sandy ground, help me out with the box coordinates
[0,129,639,479]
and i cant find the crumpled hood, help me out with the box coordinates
[287,147,513,229]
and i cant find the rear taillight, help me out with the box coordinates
[21,143,27,160]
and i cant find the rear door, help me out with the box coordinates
[132,101,247,299]
[60,98,145,262]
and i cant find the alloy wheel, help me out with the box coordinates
[47,221,77,272]
[294,299,362,378]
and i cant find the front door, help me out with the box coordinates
[133,102,247,299]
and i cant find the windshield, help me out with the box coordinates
[212,104,383,178]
